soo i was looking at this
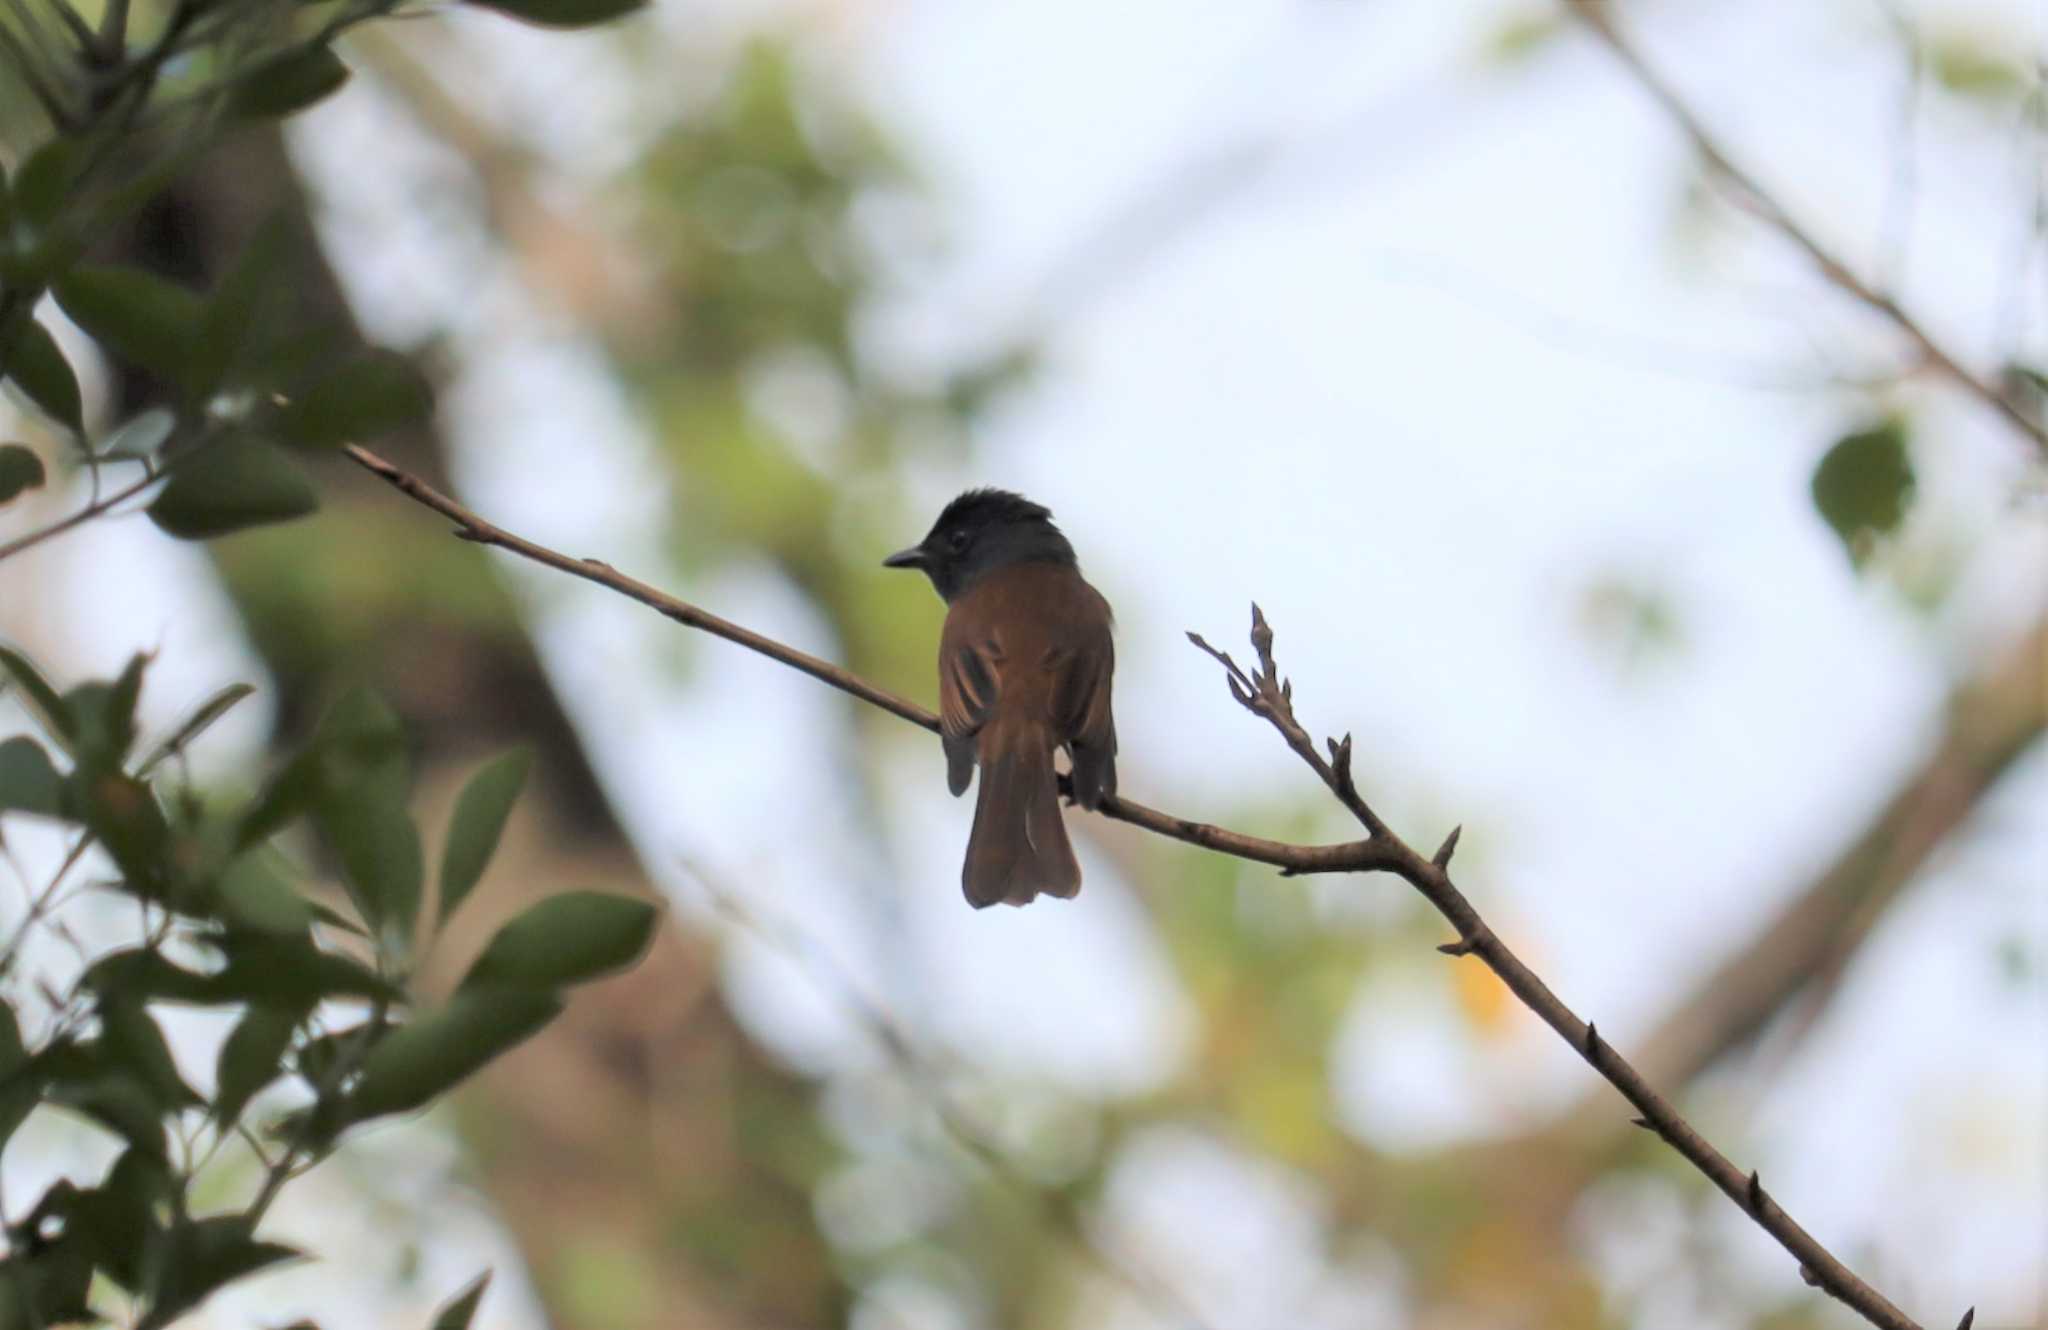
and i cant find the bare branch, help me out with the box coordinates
[1561,0,2047,457]
[345,442,1945,1330]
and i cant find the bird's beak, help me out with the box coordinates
[882,546,928,570]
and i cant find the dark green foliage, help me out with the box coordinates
[1,320,82,433]
[226,47,352,121]
[465,0,646,28]
[276,351,434,449]
[148,436,319,539]
[1811,418,1915,566]
[438,749,532,923]
[459,891,661,992]
[0,656,632,1326]
[53,266,207,391]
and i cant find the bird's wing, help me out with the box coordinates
[940,624,1002,796]
[1051,601,1117,807]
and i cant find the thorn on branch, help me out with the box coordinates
[1799,1264,1819,1287]
[1629,1116,1655,1132]
[1583,1022,1603,1062]
[1228,676,1251,708]
[1746,1170,1765,1214]
[1956,1308,1974,1330]
[1436,937,1476,957]
[1432,824,1461,869]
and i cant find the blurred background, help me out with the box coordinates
[1,0,2043,1326]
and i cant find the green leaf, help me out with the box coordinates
[68,1148,173,1289]
[196,220,291,396]
[213,1005,301,1125]
[459,891,659,992]
[438,749,530,924]
[148,436,318,539]
[1812,418,1915,566]
[0,736,62,816]
[346,987,561,1123]
[0,446,42,505]
[53,265,206,388]
[463,0,645,28]
[213,849,315,935]
[276,350,432,449]
[12,137,86,232]
[0,1242,94,1330]
[138,681,256,775]
[69,770,173,898]
[61,650,148,773]
[208,933,396,1007]
[150,1216,301,1324]
[316,776,422,944]
[83,948,227,1004]
[227,45,351,121]
[97,997,201,1109]
[96,406,176,466]
[0,644,72,748]
[431,1271,491,1330]
[41,1053,168,1157]
[0,1003,35,1153]
[2,319,84,433]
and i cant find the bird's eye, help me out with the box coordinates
[946,529,970,553]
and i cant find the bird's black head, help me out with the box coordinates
[883,488,1078,602]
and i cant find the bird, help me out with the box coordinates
[884,489,1118,907]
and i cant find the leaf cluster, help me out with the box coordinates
[0,648,658,1326]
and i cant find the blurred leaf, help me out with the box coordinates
[97,997,201,1109]
[197,221,291,396]
[431,1270,492,1330]
[346,987,561,1123]
[0,445,43,505]
[0,736,62,816]
[1811,419,1914,565]
[227,45,351,121]
[53,265,206,388]
[0,1242,93,1330]
[69,1147,173,1288]
[149,436,318,539]
[97,406,176,465]
[151,1216,301,1324]
[0,645,71,748]
[1485,9,1563,64]
[213,1005,302,1125]
[277,351,432,449]
[438,749,530,924]
[1926,30,2027,101]
[2,319,83,432]
[214,849,315,935]
[41,1052,167,1156]
[459,891,660,992]
[209,933,396,1006]
[0,1003,35,1152]
[0,446,43,505]
[84,948,229,1004]
[463,0,645,29]
[61,650,148,773]
[13,137,87,231]
[316,774,422,944]
[70,770,172,898]
[239,687,405,848]
[137,681,255,775]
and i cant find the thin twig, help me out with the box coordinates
[341,445,1400,877]
[343,443,1936,1330]
[0,464,161,564]
[1195,604,1926,1330]
[1562,0,2046,457]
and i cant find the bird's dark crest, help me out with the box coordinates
[933,488,1055,532]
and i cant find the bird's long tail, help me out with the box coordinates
[962,728,1079,908]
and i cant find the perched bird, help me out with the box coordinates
[884,490,1118,907]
